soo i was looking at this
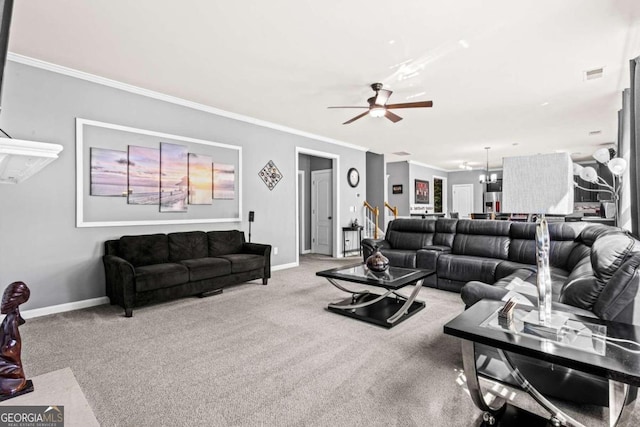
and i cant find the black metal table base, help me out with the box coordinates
[327,293,425,328]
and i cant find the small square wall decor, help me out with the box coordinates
[259,160,283,191]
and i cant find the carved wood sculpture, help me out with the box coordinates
[0,281,34,400]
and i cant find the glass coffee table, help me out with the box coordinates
[316,263,435,328]
[444,299,640,427]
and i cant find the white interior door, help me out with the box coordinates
[452,184,474,219]
[312,169,333,255]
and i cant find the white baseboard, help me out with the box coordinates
[21,296,110,320]
[301,250,311,255]
[272,262,298,271]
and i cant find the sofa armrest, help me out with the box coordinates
[416,246,451,271]
[362,239,389,261]
[242,242,272,279]
[102,255,136,312]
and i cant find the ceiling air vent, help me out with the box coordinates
[589,130,602,136]
[391,151,411,156]
[584,67,604,81]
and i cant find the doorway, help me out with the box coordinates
[295,148,340,265]
[452,184,474,219]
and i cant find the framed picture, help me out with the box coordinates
[392,184,403,194]
[415,179,429,204]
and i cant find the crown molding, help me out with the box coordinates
[7,53,368,153]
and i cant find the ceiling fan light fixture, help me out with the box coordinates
[369,106,386,118]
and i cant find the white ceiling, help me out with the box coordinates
[8,0,640,170]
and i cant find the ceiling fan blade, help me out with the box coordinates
[374,89,392,106]
[327,106,368,109]
[343,111,370,125]
[385,101,433,109]
[385,110,403,123]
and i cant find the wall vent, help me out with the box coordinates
[589,130,602,136]
[584,67,604,81]
[391,151,411,156]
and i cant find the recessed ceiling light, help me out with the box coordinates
[589,130,602,136]
[584,67,604,81]
[541,102,549,107]
[388,40,395,45]
[458,40,470,49]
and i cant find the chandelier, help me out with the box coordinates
[479,147,497,184]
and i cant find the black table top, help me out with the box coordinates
[316,263,435,290]
[443,300,640,386]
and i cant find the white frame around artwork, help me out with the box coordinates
[76,118,242,228]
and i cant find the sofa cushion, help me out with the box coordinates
[180,257,231,281]
[208,231,245,256]
[495,261,535,281]
[508,222,587,270]
[593,253,640,322]
[453,220,510,259]
[169,231,208,262]
[135,263,189,292]
[380,249,416,268]
[591,232,640,283]
[433,219,458,247]
[386,219,436,250]
[437,254,502,284]
[218,253,265,273]
[120,234,169,267]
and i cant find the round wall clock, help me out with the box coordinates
[347,167,360,188]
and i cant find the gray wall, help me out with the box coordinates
[387,162,410,215]
[366,151,386,227]
[0,61,366,310]
[408,162,448,210]
[387,161,449,215]
[446,169,503,214]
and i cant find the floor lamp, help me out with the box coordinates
[572,149,627,226]
[502,152,575,332]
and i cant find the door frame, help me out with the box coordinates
[295,147,340,266]
[452,183,474,219]
[297,171,310,254]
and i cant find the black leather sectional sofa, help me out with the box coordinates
[363,218,640,324]
[363,218,640,405]
[103,230,271,317]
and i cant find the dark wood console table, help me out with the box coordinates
[342,226,363,256]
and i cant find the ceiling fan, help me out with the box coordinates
[328,83,433,125]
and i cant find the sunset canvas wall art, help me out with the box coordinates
[213,163,235,200]
[188,153,213,205]
[160,142,188,212]
[90,148,128,197]
[128,146,160,205]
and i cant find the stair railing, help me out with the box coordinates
[363,201,379,239]
[384,202,398,219]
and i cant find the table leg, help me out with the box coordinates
[609,380,636,427]
[326,278,394,310]
[461,340,506,425]
[497,349,584,427]
[387,279,424,324]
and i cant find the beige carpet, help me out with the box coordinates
[14,255,637,426]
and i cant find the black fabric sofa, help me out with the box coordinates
[103,230,271,317]
[363,218,640,406]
